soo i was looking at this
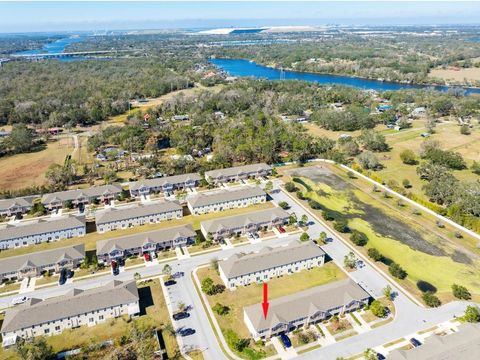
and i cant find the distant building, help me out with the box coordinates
[187,186,266,215]
[338,134,352,141]
[96,224,196,264]
[244,279,370,339]
[94,201,182,233]
[219,241,325,289]
[388,323,480,360]
[412,107,426,116]
[205,163,272,184]
[0,244,85,282]
[200,207,290,241]
[0,197,34,217]
[1,280,140,347]
[377,104,393,112]
[129,173,201,197]
[173,115,189,121]
[0,215,86,250]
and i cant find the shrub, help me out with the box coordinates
[308,199,322,210]
[278,201,290,210]
[370,300,387,317]
[464,305,480,323]
[296,190,305,200]
[350,230,368,246]
[452,284,471,300]
[333,218,349,233]
[212,303,230,315]
[400,149,417,165]
[460,124,471,135]
[422,292,441,307]
[402,179,412,188]
[367,248,383,261]
[284,182,297,192]
[322,209,336,221]
[388,262,407,279]
[300,232,310,242]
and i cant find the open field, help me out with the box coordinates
[430,67,480,84]
[197,261,346,358]
[0,279,179,359]
[0,202,275,260]
[0,138,73,191]
[282,164,480,302]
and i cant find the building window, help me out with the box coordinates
[44,329,50,334]
[99,315,104,320]
[55,326,60,331]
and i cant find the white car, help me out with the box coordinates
[11,296,29,305]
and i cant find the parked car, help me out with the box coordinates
[150,251,157,259]
[377,353,386,360]
[252,232,259,239]
[173,312,190,321]
[59,268,67,285]
[325,237,333,243]
[280,333,291,348]
[164,279,176,286]
[179,328,196,337]
[11,296,29,305]
[111,260,120,276]
[143,253,150,262]
[410,338,422,347]
[278,226,286,233]
[67,269,74,279]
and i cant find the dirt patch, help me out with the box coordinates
[451,250,472,265]
[287,166,352,190]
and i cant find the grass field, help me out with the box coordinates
[282,165,480,302]
[0,202,274,260]
[0,138,73,191]
[429,67,480,84]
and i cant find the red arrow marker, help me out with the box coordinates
[262,282,269,319]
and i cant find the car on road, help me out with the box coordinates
[410,338,422,347]
[164,279,176,286]
[179,328,196,337]
[172,271,185,278]
[280,333,291,348]
[173,312,190,321]
[11,296,29,305]
[278,226,286,233]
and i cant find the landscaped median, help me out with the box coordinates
[193,261,347,359]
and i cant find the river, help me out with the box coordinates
[14,35,87,61]
[210,58,480,95]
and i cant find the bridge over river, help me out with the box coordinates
[11,49,143,59]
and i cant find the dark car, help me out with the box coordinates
[377,353,386,360]
[179,328,196,337]
[280,333,291,348]
[111,260,120,276]
[67,269,74,279]
[173,271,185,278]
[59,268,67,285]
[164,280,176,286]
[173,312,190,321]
[410,338,422,347]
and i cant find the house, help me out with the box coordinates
[0,197,34,217]
[219,241,325,289]
[129,173,201,197]
[0,215,86,250]
[388,323,480,360]
[243,279,370,339]
[1,280,140,347]
[214,111,225,119]
[41,184,123,211]
[412,106,426,116]
[205,163,272,184]
[338,134,352,141]
[421,132,430,138]
[377,104,393,112]
[173,115,189,121]
[96,224,196,264]
[94,201,183,233]
[0,244,85,282]
[187,186,266,215]
[200,208,290,241]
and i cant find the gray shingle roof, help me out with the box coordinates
[219,241,325,279]
[0,244,85,276]
[205,163,272,180]
[1,280,139,333]
[96,224,196,255]
[244,279,370,332]
[387,323,480,360]
[188,186,266,209]
[0,197,33,212]
[94,201,182,225]
[201,208,290,234]
[0,216,86,242]
[41,184,123,205]
[129,173,201,192]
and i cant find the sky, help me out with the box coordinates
[0,1,479,33]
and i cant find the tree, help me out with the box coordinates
[212,303,230,315]
[464,305,480,323]
[358,129,389,152]
[289,213,297,225]
[370,300,387,317]
[162,264,172,276]
[7,124,35,154]
[357,151,382,170]
[363,348,378,360]
[15,337,55,360]
[344,251,357,269]
[278,201,290,209]
[422,292,441,307]
[300,232,310,242]
[210,257,219,272]
[333,218,349,233]
[201,277,215,295]
[318,231,327,244]
[402,179,411,188]
[264,180,273,193]
[400,149,417,165]
[350,230,368,246]
[452,284,471,300]
[177,302,186,312]
[423,172,458,206]
[460,124,471,135]
[383,285,393,300]
[471,161,480,175]
[388,262,407,279]
[300,214,308,226]
[284,182,297,192]
[425,118,436,133]
[368,248,383,261]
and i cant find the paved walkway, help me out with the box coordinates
[19,277,36,294]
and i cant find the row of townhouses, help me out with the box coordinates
[129,173,202,197]
[0,215,86,250]
[187,186,266,215]
[94,201,183,233]
[200,207,290,241]
[244,279,370,339]
[219,241,325,289]
[0,197,34,217]
[41,184,123,211]
[1,280,140,347]
[0,244,85,281]
[205,163,272,184]
[96,224,196,264]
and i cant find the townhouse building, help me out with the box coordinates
[0,244,85,282]
[94,201,183,233]
[219,241,325,289]
[200,208,290,241]
[96,224,196,264]
[0,215,86,250]
[244,279,370,339]
[129,173,201,197]
[1,280,140,347]
[205,163,272,184]
[187,186,266,215]
[0,196,34,217]
[41,184,123,211]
